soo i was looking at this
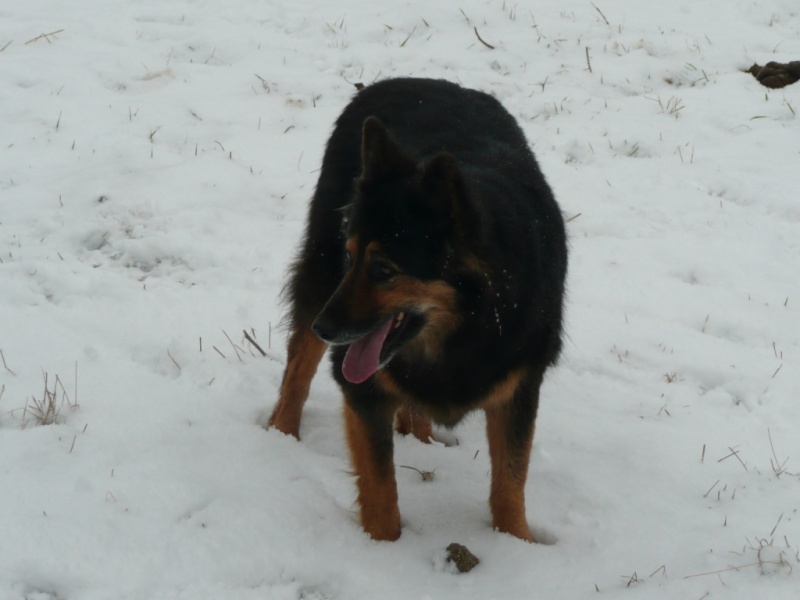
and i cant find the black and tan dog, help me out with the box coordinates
[269,78,567,542]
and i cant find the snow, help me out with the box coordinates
[1,0,799,598]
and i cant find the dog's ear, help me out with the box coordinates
[361,117,415,182]
[420,152,480,241]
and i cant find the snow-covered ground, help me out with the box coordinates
[1,1,799,598]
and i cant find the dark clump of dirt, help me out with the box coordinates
[446,543,480,573]
[747,61,800,88]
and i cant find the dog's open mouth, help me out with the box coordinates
[342,311,417,384]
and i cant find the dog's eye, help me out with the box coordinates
[369,259,397,282]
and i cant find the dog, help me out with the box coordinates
[269,78,567,542]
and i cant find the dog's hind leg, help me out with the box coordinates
[395,403,433,443]
[344,396,401,541]
[268,325,327,439]
[484,372,542,542]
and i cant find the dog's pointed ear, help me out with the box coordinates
[420,152,480,240]
[361,117,415,182]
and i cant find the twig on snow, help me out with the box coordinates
[591,2,609,25]
[718,446,748,471]
[222,330,244,362]
[565,212,583,223]
[768,428,790,476]
[25,29,64,45]
[1,350,15,376]
[167,349,181,373]
[243,330,267,357]
[473,26,495,49]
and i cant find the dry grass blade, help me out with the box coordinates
[473,26,495,49]
[254,73,270,92]
[768,428,789,476]
[648,565,667,578]
[770,513,784,536]
[399,26,416,47]
[21,370,78,427]
[398,465,435,481]
[1,350,16,375]
[222,330,244,362]
[25,29,64,45]
[31,372,58,425]
[684,547,793,580]
[703,479,720,498]
[565,212,583,223]
[684,563,752,579]
[243,330,267,357]
[167,349,182,373]
[621,572,640,587]
[591,2,610,25]
[718,446,748,471]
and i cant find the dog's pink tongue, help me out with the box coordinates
[342,317,394,384]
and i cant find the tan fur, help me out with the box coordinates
[342,238,461,359]
[485,403,535,542]
[377,277,460,359]
[268,327,327,439]
[479,368,527,410]
[374,371,434,443]
[395,403,433,443]
[343,400,401,541]
[345,236,360,258]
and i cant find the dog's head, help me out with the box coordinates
[312,117,481,383]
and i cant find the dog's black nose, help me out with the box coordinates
[311,315,337,343]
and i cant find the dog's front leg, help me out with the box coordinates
[484,373,542,542]
[343,393,401,541]
[269,325,327,439]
